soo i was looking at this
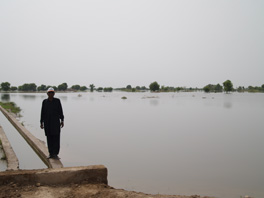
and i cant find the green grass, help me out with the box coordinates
[0,101,21,114]
[1,153,6,161]
[0,139,6,160]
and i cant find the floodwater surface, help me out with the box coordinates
[0,92,263,198]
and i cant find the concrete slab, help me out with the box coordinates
[0,106,63,169]
[0,125,19,171]
[0,165,107,186]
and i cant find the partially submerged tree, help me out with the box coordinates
[203,84,223,93]
[80,86,87,91]
[104,87,113,92]
[10,86,17,91]
[149,81,160,92]
[58,83,68,91]
[89,84,95,92]
[18,83,37,91]
[97,87,103,92]
[71,85,81,91]
[37,84,47,91]
[203,85,210,93]
[223,80,233,93]
[126,85,132,89]
[1,82,11,91]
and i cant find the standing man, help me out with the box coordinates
[40,87,64,159]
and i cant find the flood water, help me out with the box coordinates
[0,91,263,198]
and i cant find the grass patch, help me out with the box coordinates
[0,101,21,114]
[1,153,6,161]
[0,139,6,160]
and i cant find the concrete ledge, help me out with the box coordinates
[0,125,19,171]
[0,165,107,186]
[0,106,63,169]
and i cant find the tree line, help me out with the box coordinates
[0,81,264,93]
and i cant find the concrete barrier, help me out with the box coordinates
[0,126,19,171]
[0,165,108,185]
[0,106,63,169]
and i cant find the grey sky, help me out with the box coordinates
[0,0,263,88]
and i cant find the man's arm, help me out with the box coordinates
[58,99,64,128]
[40,100,45,129]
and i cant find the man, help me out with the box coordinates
[40,87,64,159]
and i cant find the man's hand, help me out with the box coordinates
[40,123,44,129]
[60,121,64,128]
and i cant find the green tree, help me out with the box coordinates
[203,85,210,93]
[18,83,37,91]
[215,84,223,92]
[71,85,81,90]
[126,85,132,89]
[149,81,160,92]
[97,87,103,92]
[104,87,113,92]
[237,86,245,92]
[80,86,87,91]
[10,86,17,91]
[141,86,147,90]
[58,83,68,91]
[223,80,233,93]
[175,87,183,92]
[1,82,11,91]
[37,84,47,91]
[89,84,95,92]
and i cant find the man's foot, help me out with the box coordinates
[47,155,60,159]
[51,155,60,160]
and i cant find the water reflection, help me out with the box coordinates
[1,94,10,102]
[58,96,68,101]
[89,97,94,102]
[223,102,232,109]
[149,99,159,106]
[223,94,233,109]
[19,95,36,100]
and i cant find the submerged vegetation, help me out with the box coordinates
[0,139,6,161]
[0,101,21,114]
[1,152,6,161]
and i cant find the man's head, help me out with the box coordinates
[47,87,55,99]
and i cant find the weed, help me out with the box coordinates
[1,153,6,161]
[0,101,21,114]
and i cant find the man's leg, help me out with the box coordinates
[46,135,54,157]
[53,134,60,156]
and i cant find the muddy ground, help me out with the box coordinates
[0,183,213,198]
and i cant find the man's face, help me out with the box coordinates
[47,92,55,98]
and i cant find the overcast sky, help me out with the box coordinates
[0,0,263,88]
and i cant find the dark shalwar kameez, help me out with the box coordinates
[40,98,64,157]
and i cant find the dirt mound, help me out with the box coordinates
[0,183,213,198]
